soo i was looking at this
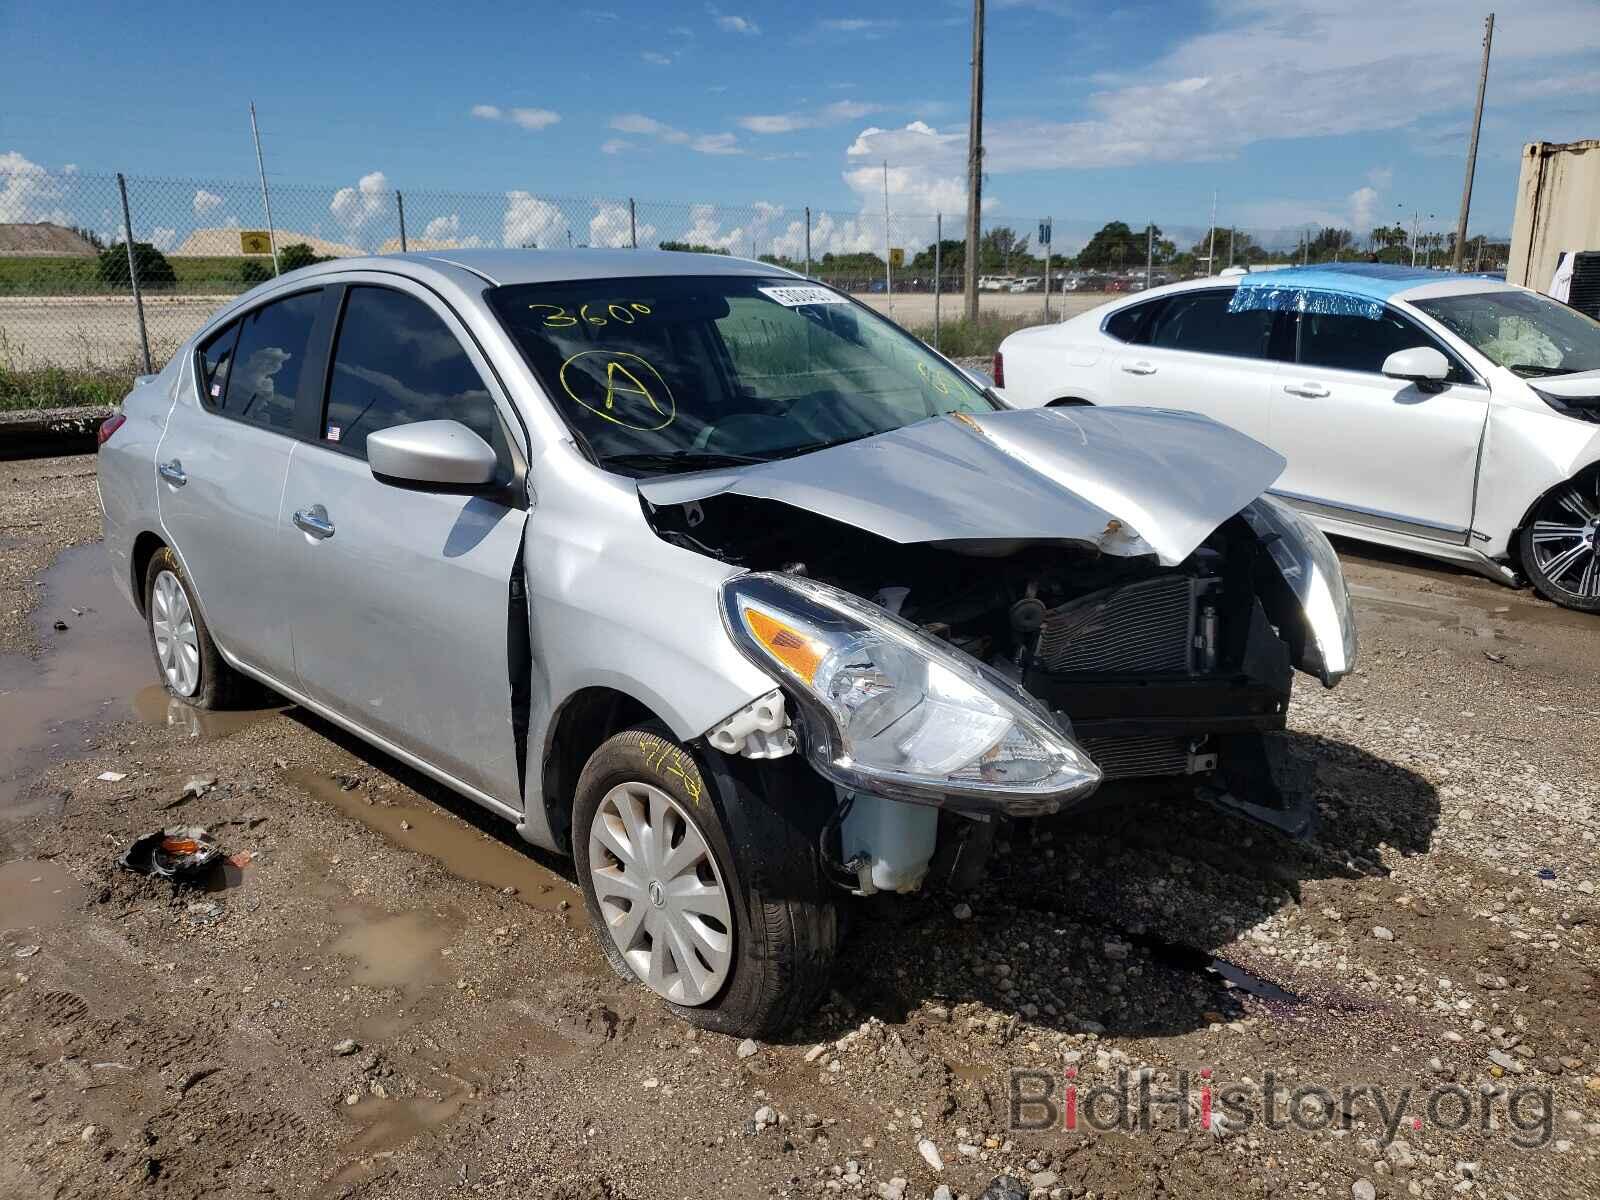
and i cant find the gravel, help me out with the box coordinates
[1,463,1596,1198]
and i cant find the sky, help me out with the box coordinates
[3,0,1598,257]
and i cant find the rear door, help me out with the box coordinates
[278,278,528,806]
[1268,297,1488,542]
[1108,287,1286,444]
[155,288,328,680]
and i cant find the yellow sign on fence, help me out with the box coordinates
[239,231,273,255]
[889,247,905,269]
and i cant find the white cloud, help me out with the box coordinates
[472,104,560,131]
[330,170,390,230]
[414,213,488,248]
[509,107,561,130]
[817,18,895,33]
[738,99,883,134]
[641,51,673,65]
[611,113,690,144]
[713,13,759,35]
[968,0,1600,175]
[503,191,569,248]
[610,113,738,155]
[0,151,71,225]
[146,227,177,251]
[192,188,223,216]
[600,138,632,155]
[691,133,742,156]
[589,202,658,248]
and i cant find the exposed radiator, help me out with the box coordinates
[1078,734,1193,779]
[1033,574,1197,675]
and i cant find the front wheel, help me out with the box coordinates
[1518,469,1600,612]
[572,727,839,1037]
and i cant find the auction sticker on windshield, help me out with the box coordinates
[759,285,848,307]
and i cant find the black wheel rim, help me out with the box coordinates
[1528,475,1600,600]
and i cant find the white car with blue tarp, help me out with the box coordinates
[994,263,1600,612]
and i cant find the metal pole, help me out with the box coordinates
[1207,190,1217,276]
[1411,212,1419,267]
[1452,13,1494,272]
[1228,227,1235,267]
[249,101,280,275]
[116,173,152,375]
[629,198,637,249]
[933,213,942,349]
[1043,216,1051,321]
[882,160,892,299]
[963,0,984,321]
[396,191,408,253]
[1145,223,1153,290]
[804,206,811,277]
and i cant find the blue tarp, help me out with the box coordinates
[1228,263,1439,320]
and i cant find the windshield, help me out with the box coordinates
[487,275,994,472]
[1411,289,1600,378]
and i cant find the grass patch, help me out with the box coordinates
[906,311,1044,359]
[0,363,135,412]
[0,255,261,296]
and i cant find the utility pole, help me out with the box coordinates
[1452,13,1494,272]
[933,213,942,349]
[883,160,893,300]
[1228,227,1236,267]
[249,101,280,276]
[963,0,984,321]
[1145,223,1153,290]
[1207,190,1217,276]
[804,206,811,277]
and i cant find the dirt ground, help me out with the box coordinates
[1,456,1596,1200]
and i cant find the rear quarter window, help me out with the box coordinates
[1104,298,1164,344]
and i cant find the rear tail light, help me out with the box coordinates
[97,413,126,446]
[991,351,1005,388]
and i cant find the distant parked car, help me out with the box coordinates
[1008,276,1042,293]
[995,263,1600,611]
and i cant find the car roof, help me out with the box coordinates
[1112,262,1515,310]
[347,248,798,287]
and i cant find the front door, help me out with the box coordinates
[279,280,528,806]
[1268,298,1488,542]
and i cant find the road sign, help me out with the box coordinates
[889,247,905,269]
[1038,220,1052,247]
[239,230,273,255]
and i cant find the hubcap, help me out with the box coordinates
[150,569,201,697]
[587,780,733,1007]
[1529,477,1600,600]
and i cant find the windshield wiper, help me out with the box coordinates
[764,430,885,460]
[1508,363,1577,378]
[598,449,771,474]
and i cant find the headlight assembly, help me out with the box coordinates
[719,572,1102,814]
[1241,496,1358,685]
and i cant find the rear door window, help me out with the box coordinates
[220,290,322,432]
[321,285,506,463]
[1104,298,1165,344]
[1148,289,1276,359]
[196,320,240,408]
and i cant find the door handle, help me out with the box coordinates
[157,459,187,486]
[1283,382,1330,398]
[1120,361,1157,376]
[292,504,335,540]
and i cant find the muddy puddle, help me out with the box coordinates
[329,906,457,993]
[333,1091,474,1186]
[0,543,282,836]
[287,768,583,920]
[0,544,151,822]
[0,858,85,930]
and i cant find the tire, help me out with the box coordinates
[572,726,839,1037]
[1517,468,1600,613]
[143,546,246,708]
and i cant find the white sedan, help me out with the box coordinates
[994,264,1600,612]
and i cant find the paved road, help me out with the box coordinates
[0,289,1113,369]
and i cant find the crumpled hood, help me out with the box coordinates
[638,406,1286,566]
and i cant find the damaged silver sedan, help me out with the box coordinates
[97,250,1355,1035]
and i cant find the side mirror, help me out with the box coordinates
[366,419,497,487]
[1381,346,1449,386]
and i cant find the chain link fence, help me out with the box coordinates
[0,164,1512,409]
